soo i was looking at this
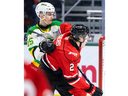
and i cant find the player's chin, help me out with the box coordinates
[48,20,52,24]
[81,46,85,48]
[81,44,86,48]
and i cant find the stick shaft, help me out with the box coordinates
[29,30,50,47]
[77,66,92,85]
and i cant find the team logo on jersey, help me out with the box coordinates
[68,52,78,57]
[53,31,58,34]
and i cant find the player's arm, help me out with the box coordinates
[27,29,45,62]
[51,20,62,36]
[62,62,90,90]
[59,23,72,34]
[38,22,72,54]
[62,61,102,96]
[39,22,72,54]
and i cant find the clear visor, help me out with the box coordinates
[43,11,56,19]
[53,11,56,19]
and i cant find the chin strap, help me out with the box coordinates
[79,42,82,47]
[79,38,85,47]
[39,15,49,25]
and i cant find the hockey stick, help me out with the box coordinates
[77,66,103,96]
[77,66,92,85]
[29,30,50,47]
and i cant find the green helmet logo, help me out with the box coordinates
[41,3,47,6]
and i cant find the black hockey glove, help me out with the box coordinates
[92,87,103,96]
[39,41,55,53]
[85,84,103,96]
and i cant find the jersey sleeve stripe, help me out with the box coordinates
[66,75,78,82]
[28,46,38,59]
[32,59,40,67]
[42,56,51,69]
[64,73,78,78]
[32,47,38,59]
[29,48,34,58]
[45,53,57,71]
[69,77,80,85]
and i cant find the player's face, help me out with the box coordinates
[45,12,54,24]
[80,35,88,48]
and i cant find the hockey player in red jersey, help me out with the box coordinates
[39,23,103,96]
[24,62,53,96]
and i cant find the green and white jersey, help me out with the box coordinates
[27,20,62,67]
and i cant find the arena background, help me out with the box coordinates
[24,0,105,95]
[1,0,128,96]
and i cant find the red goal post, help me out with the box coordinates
[99,36,105,91]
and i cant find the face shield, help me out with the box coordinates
[53,11,56,19]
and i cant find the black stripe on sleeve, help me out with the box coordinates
[43,54,51,68]
[32,47,38,59]
[66,75,78,82]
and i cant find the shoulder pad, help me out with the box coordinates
[27,25,38,36]
[51,20,62,26]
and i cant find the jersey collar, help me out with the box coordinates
[69,39,79,50]
[36,23,51,33]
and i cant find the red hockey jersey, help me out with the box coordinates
[24,62,53,96]
[42,23,91,91]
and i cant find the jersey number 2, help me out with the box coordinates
[70,63,74,71]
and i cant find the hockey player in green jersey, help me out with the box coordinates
[27,2,62,69]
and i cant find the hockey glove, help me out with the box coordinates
[92,87,103,96]
[39,41,55,53]
[85,84,103,96]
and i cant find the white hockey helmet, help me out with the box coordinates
[35,2,56,19]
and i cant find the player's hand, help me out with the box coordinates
[39,41,55,53]
[85,84,103,96]
[92,87,103,96]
